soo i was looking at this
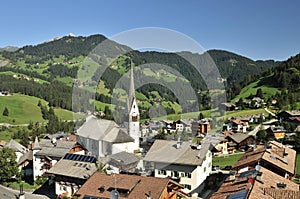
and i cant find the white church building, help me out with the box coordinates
[76,63,140,157]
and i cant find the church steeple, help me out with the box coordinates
[128,60,136,112]
[125,59,140,152]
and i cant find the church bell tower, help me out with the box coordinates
[125,61,140,150]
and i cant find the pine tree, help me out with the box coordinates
[2,107,9,116]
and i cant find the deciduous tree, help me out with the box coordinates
[0,148,19,182]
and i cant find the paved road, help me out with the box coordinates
[248,124,262,136]
[0,185,49,199]
[0,123,29,127]
[264,107,276,117]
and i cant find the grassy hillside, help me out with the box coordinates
[0,94,46,124]
[0,34,284,121]
[231,75,280,102]
[0,94,81,124]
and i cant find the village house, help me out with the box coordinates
[4,139,34,181]
[5,139,27,163]
[232,141,296,179]
[180,119,193,132]
[225,133,256,152]
[162,120,177,133]
[75,172,183,199]
[220,102,237,111]
[192,119,211,137]
[223,119,248,133]
[18,150,34,182]
[47,153,98,198]
[278,110,300,121]
[230,113,264,124]
[32,137,85,181]
[250,97,265,108]
[211,165,300,199]
[99,151,140,174]
[276,110,300,132]
[266,126,286,140]
[200,132,228,156]
[143,139,213,197]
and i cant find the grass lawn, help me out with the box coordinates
[54,108,85,121]
[8,181,35,190]
[152,108,267,122]
[94,100,115,111]
[212,153,244,168]
[296,154,300,174]
[154,109,212,121]
[0,94,47,124]
[225,108,268,119]
[0,93,85,124]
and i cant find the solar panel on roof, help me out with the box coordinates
[226,190,248,199]
[79,155,85,161]
[63,153,97,163]
[69,154,75,160]
[64,153,71,159]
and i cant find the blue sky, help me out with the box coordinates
[0,0,299,61]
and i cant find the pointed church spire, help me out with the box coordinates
[128,60,135,111]
[129,59,135,100]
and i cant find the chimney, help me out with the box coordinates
[51,137,57,146]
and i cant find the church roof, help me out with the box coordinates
[76,115,134,143]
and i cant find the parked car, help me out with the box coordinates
[212,165,220,171]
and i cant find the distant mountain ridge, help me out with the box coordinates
[0,46,18,52]
[0,33,284,115]
[0,34,278,86]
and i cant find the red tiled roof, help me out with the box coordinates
[76,172,181,199]
[232,145,265,170]
[262,141,296,175]
[211,167,299,199]
[248,167,299,199]
[231,120,247,126]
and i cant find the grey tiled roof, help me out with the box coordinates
[35,147,73,158]
[226,133,251,143]
[18,150,33,165]
[108,151,139,166]
[39,139,76,148]
[48,157,97,179]
[34,139,78,158]
[5,139,27,153]
[76,116,134,143]
[143,140,205,166]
